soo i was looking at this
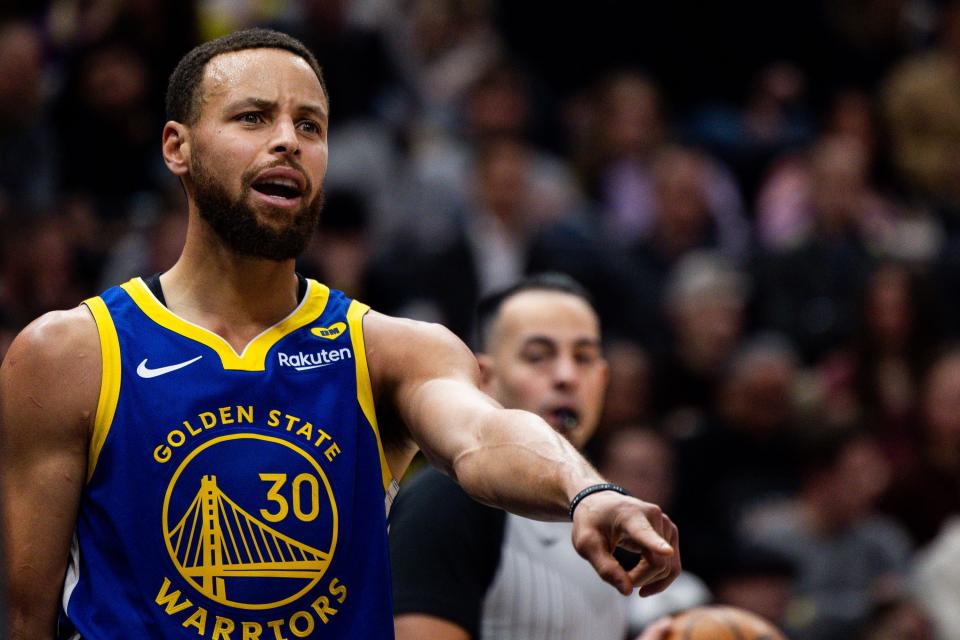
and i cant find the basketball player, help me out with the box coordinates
[0,29,678,639]
[391,275,633,639]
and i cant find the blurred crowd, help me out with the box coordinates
[3,0,960,638]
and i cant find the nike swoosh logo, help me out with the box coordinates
[295,362,334,372]
[136,355,203,378]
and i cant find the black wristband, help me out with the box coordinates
[568,483,629,520]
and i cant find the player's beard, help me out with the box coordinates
[191,155,324,261]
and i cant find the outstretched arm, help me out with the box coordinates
[1,308,99,639]
[369,313,680,596]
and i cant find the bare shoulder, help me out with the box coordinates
[361,310,479,388]
[3,305,100,374]
[1,305,101,436]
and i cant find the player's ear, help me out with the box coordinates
[162,121,191,177]
[477,353,495,392]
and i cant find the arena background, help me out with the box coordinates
[2,1,960,638]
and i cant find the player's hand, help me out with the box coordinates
[570,491,680,596]
[633,616,675,640]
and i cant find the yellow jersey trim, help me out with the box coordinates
[347,301,393,492]
[83,296,122,483]
[120,277,330,371]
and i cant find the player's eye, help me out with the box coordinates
[298,120,323,135]
[237,112,264,124]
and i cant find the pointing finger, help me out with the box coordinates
[620,508,674,557]
[575,530,633,595]
[636,515,681,596]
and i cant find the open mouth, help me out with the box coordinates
[252,178,303,201]
[548,407,580,432]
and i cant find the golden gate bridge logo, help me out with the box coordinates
[168,475,331,601]
[162,434,338,610]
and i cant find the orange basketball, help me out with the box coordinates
[665,606,788,640]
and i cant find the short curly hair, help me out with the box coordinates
[166,28,326,125]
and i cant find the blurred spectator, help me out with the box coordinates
[525,216,663,347]
[1,215,89,323]
[594,426,675,505]
[98,197,188,288]
[672,335,802,576]
[748,427,912,640]
[881,349,960,546]
[411,62,584,225]
[387,0,504,132]
[630,148,733,293]
[592,425,711,635]
[884,0,960,223]
[54,37,169,219]
[826,90,942,261]
[761,116,945,262]
[598,339,651,428]
[912,516,960,640]
[758,87,888,227]
[46,0,198,92]
[651,251,748,423]
[0,20,57,216]
[367,135,539,337]
[686,62,815,200]
[819,261,939,475]
[571,72,749,261]
[826,89,886,174]
[373,135,653,342]
[299,189,371,299]
[756,134,901,253]
[457,135,538,292]
[755,136,884,362]
[700,544,798,629]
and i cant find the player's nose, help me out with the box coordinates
[269,115,300,156]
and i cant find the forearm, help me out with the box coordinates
[448,408,604,521]
[5,601,57,640]
[2,465,78,640]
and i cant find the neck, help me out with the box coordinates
[160,216,301,351]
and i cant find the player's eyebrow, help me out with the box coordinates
[298,102,328,120]
[225,97,277,113]
[224,97,328,120]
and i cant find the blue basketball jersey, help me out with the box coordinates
[61,277,398,639]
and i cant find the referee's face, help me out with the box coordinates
[479,290,608,450]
